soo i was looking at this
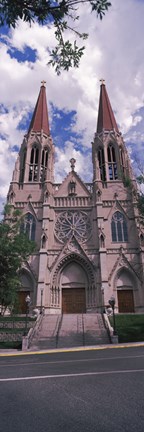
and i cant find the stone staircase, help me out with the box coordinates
[30,315,61,350]
[30,313,110,351]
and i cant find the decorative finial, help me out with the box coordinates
[70,158,76,171]
[41,80,46,87]
[100,79,105,85]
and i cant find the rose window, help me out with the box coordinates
[54,211,91,243]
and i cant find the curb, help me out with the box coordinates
[0,341,144,357]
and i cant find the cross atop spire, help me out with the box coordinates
[100,78,105,85]
[97,81,119,134]
[41,80,46,87]
[28,82,50,135]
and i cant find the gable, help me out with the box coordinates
[54,171,91,198]
[106,199,130,221]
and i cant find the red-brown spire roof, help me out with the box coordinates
[28,81,50,135]
[97,81,119,134]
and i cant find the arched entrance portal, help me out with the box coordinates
[116,269,135,313]
[60,262,88,313]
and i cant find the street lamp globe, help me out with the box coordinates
[25,294,31,305]
[109,295,117,336]
[109,295,115,310]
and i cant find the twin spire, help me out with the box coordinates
[97,80,119,133]
[28,81,50,135]
[28,79,119,136]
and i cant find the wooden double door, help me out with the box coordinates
[117,289,134,313]
[62,288,86,313]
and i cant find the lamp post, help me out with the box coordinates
[109,296,117,335]
[40,288,44,314]
[101,286,105,312]
[24,294,31,336]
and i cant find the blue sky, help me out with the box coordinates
[0,0,144,212]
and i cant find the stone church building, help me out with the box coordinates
[7,81,144,314]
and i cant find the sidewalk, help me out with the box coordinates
[0,341,144,357]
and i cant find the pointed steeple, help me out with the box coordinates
[28,81,50,135]
[97,80,119,134]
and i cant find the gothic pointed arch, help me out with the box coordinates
[99,233,105,248]
[115,266,137,288]
[96,189,102,202]
[52,253,95,287]
[7,190,15,204]
[107,142,118,180]
[19,268,34,291]
[111,211,128,242]
[41,232,47,249]
[29,143,40,181]
[40,146,49,182]
[19,147,27,183]
[98,146,106,181]
[20,212,36,241]
[119,145,125,176]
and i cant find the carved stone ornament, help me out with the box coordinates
[119,258,128,268]
[67,239,82,253]
[54,210,92,243]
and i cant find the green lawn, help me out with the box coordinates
[0,341,22,349]
[109,314,144,343]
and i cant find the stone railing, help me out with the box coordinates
[103,313,119,344]
[22,312,44,351]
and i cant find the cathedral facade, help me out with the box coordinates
[7,81,144,314]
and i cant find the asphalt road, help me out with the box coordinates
[0,346,144,432]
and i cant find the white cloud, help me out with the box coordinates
[1,0,144,213]
[55,141,92,183]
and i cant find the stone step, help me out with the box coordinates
[38,315,61,338]
[30,313,110,350]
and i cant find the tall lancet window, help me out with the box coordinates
[119,147,125,175]
[40,148,48,182]
[20,213,36,241]
[19,149,27,183]
[107,144,118,180]
[98,147,106,181]
[111,211,128,242]
[29,145,39,181]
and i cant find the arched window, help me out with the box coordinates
[8,191,15,204]
[20,213,36,241]
[107,144,118,180]
[41,234,47,249]
[98,147,106,181]
[29,145,39,181]
[111,211,128,242]
[40,148,48,182]
[19,149,27,183]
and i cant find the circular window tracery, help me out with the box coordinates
[54,210,91,243]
